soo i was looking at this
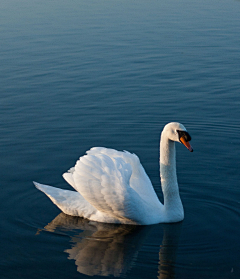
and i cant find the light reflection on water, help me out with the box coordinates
[40,213,182,278]
[1,0,240,278]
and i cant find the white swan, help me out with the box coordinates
[34,122,193,225]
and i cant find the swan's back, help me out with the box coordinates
[82,147,160,206]
[62,147,163,224]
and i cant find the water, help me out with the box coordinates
[1,0,240,278]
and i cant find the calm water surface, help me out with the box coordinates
[1,0,240,278]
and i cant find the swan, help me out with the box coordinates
[34,122,193,225]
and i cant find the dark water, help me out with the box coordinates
[1,0,240,278]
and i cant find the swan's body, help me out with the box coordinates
[34,122,193,225]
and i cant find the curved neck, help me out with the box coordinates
[160,131,183,221]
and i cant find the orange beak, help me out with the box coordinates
[180,136,193,152]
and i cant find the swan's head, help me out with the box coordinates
[162,122,193,152]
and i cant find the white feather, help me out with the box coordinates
[34,122,193,225]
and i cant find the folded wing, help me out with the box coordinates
[63,147,154,224]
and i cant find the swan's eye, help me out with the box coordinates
[177,130,191,142]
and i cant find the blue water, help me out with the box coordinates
[1,0,240,278]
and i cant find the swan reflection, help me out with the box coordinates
[42,213,182,278]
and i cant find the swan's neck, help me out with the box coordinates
[160,132,184,222]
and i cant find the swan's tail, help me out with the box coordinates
[33,182,96,218]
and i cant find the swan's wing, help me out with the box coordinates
[63,148,152,224]
[87,147,161,207]
[34,182,97,218]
